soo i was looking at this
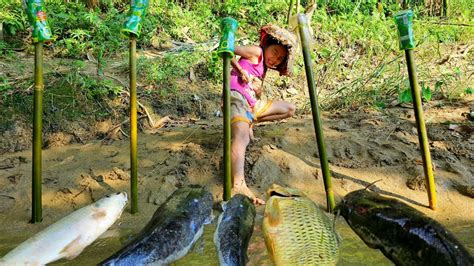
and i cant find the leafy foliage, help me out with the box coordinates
[0,0,472,123]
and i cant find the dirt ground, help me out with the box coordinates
[0,96,473,263]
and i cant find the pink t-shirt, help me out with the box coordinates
[230,49,265,107]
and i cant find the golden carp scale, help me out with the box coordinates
[263,185,339,265]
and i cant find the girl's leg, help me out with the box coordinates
[256,100,295,122]
[231,121,265,205]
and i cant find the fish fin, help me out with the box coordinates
[265,198,281,227]
[331,210,343,246]
[92,209,107,219]
[60,236,85,260]
[220,201,227,212]
[332,209,340,231]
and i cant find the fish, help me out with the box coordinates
[338,189,474,265]
[100,185,213,265]
[262,184,340,265]
[0,192,128,265]
[214,194,256,266]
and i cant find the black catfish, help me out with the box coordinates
[100,185,213,265]
[338,189,474,266]
[214,194,256,266]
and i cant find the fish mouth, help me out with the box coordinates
[269,191,301,198]
[266,184,304,198]
[333,203,342,213]
[121,192,129,202]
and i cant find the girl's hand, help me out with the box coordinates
[251,77,263,98]
[240,69,250,83]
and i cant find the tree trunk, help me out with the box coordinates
[401,0,447,16]
[304,0,316,21]
[85,0,99,9]
[442,0,448,16]
[424,0,446,16]
[0,23,3,42]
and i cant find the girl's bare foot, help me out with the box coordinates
[232,184,265,205]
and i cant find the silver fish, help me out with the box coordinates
[1,192,127,265]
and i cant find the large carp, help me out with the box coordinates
[338,189,474,265]
[262,184,339,265]
[1,192,128,264]
[100,185,213,265]
[214,194,256,266]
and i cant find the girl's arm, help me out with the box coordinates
[231,45,262,83]
[231,58,248,82]
[234,45,261,63]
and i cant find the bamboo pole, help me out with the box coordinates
[442,0,448,17]
[32,42,44,223]
[287,0,294,25]
[217,17,238,201]
[402,0,408,9]
[223,55,232,201]
[395,10,437,210]
[405,49,437,210]
[217,17,237,201]
[129,36,138,214]
[297,14,335,212]
[0,23,4,42]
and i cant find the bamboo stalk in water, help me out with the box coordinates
[297,14,335,212]
[130,36,138,214]
[32,42,44,223]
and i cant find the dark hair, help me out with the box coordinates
[265,36,281,46]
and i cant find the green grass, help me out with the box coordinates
[0,0,472,119]
[0,59,123,132]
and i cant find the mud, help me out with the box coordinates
[0,98,473,264]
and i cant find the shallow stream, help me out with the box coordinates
[1,210,471,265]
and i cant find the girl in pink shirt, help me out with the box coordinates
[229,24,297,205]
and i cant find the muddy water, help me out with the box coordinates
[0,212,472,265]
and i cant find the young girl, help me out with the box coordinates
[230,24,297,205]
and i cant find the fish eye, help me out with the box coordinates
[106,195,110,198]
[355,206,368,215]
[116,192,121,195]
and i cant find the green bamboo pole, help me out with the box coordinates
[442,0,448,17]
[395,10,437,210]
[217,17,238,201]
[297,14,335,212]
[32,42,44,223]
[130,36,138,214]
[405,49,437,210]
[25,0,52,224]
[223,55,232,201]
[121,0,147,213]
[287,0,294,25]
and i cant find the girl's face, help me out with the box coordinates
[264,44,288,69]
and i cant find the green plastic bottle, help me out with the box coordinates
[23,0,53,43]
[121,0,149,38]
[394,10,415,50]
[217,17,238,57]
